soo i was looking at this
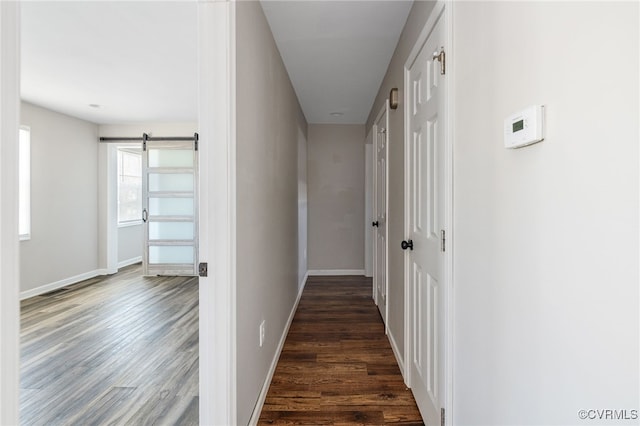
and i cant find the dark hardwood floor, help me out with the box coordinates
[259,275,424,425]
[20,264,199,426]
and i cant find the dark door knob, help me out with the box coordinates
[372,221,379,227]
[401,239,413,250]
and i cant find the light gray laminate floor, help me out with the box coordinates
[20,264,199,425]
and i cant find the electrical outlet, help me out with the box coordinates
[259,320,265,347]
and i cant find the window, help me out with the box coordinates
[117,147,142,225]
[19,126,31,240]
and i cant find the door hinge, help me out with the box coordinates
[194,132,199,151]
[142,133,148,151]
[441,408,445,426]
[198,262,208,277]
[433,48,446,75]
[441,229,446,252]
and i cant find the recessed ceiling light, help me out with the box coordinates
[330,112,343,117]
[88,104,101,108]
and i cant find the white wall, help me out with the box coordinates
[117,225,142,266]
[365,0,437,360]
[98,123,197,139]
[97,122,197,270]
[19,102,99,294]
[235,2,308,424]
[452,2,639,424]
[307,124,366,272]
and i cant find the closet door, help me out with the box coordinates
[142,139,198,276]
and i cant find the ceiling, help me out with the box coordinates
[21,1,198,124]
[21,1,412,125]
[261,1,413,124]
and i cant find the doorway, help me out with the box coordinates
[2,2,234,424]
[13,1,205,423]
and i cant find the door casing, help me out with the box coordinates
[403,1,454,424]
[373,100,390,331]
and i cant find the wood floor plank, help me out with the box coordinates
[20,264,199,426]
[258,275,424,425]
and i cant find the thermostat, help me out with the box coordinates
[504,105,545,148]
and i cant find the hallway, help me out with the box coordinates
[259,276,423,425]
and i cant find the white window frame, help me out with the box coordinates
[19,125,31,241]
[116,146,142,227]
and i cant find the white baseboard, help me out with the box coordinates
[388,328,405,379]
[118,256,142,269]
[19,269,104,300]
[249,274,309,425]
[307,269,365,276]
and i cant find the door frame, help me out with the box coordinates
[0,2,21,423]
[373,100,390,331]
[402,1,454,424]
[198,1,237,424]
[0,2,237,424]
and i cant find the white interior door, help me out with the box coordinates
[406,12,446,426]
[142,137,198,276]
[373,102,389,325]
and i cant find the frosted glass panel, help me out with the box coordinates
[149,173,193,192]
[149,198,194,216]
[149,246,194,264]
[149,149,193,168]
[149,222,194,240]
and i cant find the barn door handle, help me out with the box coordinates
[372,221,379,227]
[142,209,148,223]
[401,239,413,250]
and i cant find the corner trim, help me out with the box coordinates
[19,269,105,300]
[299,271,309,290]
[307,269,365,276]
[118,256,142,269]
[248,273,309,425]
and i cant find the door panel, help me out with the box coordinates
[149,197,194,216]
[407,12,446,426]
[149,245,195,264]
[148,149,194,167]
[143,140,198,276]
[148,173,194,192]
[149,222,195,240]
[373,101,389,326]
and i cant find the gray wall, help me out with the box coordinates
[19,102,99,293]
[307,124,365,272]
[365,0,437,359]
[297,127,308,287]
[235,2,308,424]
[451,2,638,424]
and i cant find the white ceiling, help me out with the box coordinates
[21,1,198,124]
[20,1,412,126]
[261,1,413,124]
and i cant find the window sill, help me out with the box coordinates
[19,234,30,241]
[118,221,143,228]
